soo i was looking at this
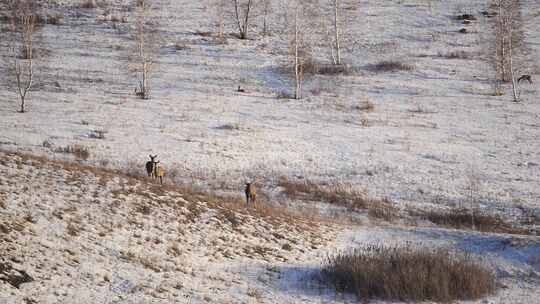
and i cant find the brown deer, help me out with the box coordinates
[518,75,533,84]
[153,161,166,185]
[145,155,157,177]
[245,182,256,206]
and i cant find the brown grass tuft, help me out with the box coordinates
[420,208,531,235]
[323,244,496,302]
[371,60,415,72]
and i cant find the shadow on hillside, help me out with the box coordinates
[409,227,540,275]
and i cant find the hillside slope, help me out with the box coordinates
[0,151,339,303]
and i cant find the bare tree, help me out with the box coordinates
[261,0,272,36]
[491,0,524,102]
[233,0,254,39]
[284,1,315,99]
[6,0,39,113]
[332,0,342,65]
[293,4,301,99]
[131,0,161,100]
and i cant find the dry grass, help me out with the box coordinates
[438,50,470,59]
[277,176,398,221]
[323,244,496,302]
[54,145,90,161]
[420,208,531,235]
[80,0,98,9]
[371,60,415,72]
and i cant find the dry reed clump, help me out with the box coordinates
[323,244,496,303]
[277,176,398,220]
[371,60,415,72]
[422,208,531,235]
[54,145,90,160]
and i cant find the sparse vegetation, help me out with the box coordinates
[438,50,470,59]
[54,145,90,160]
[420,208,531,235]
[323,244,496,302]
[371,60,415,72]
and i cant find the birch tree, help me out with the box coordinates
[233,0,254,39]
[284,0,315,99]
[131,0,161,100]
[492,0,524,101]
[6,0,39,113]
[332,0,342,65]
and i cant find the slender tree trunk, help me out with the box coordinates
[233,0,252,39]
[498,1,508,82]
[333,0,341,65]
[508,26,519,102]
[294,5,300,99]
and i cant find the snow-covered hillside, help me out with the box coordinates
[0,0,539,303]
[1,151,539,303]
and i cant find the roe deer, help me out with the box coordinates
[146,155,157,177]
[153,161,165,185]
[245,182,256,206]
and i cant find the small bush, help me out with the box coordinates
[323,244,496,302]
[371,60,415,72]
[353,99,374,112]
[55,145,90,160]
[315,64,355,76]
[438,50,470,59]
[216,123,240,131]
[46,13,63,25]
[80,0,97,9]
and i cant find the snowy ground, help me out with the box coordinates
[0,0,538,212]
[1,0,539,303]
[0,151,539,303]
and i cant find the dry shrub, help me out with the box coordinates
[438,50,470,59]
[371,60,415,72]
[277,177,368,210]
[46,12,63,25]
[277,176,397,214]
[367,198,398,222]
[353,99,375,112]
[422,208,530,235]
[54,145,90,160]
[80,0,97,9]
[314,64,355,76]
[323,244,496,302]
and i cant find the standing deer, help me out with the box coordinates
[245,182,256,206]
[153,160,166,185]
[146,155,157,177]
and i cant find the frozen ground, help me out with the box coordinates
[0,151,539,303]
[0,0,539,303]
[0,0,538,212]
